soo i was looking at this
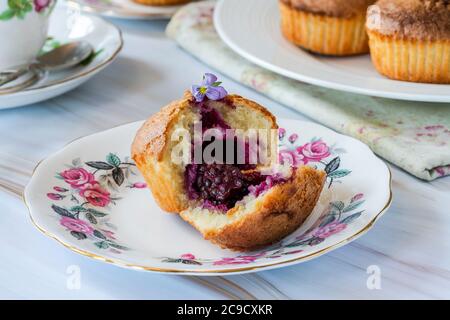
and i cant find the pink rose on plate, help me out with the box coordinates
[47,193,64,200]
[288,133,298,143]
[278,149,305,167]
[79,183,111,207]
[53,186,68,193]
[132,182,147,189]
[313,222,346,239]
[60,217,94,235]
[100,229,116,240]
[213,253,265,266]
[181,253,196,260]
[60,168,95,189]
[351,193,364,203]
[297,140,330,163]
[34,0,51,12]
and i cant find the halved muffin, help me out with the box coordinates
[280,0,375,55]
[131,74,326,250]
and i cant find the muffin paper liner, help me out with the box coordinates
[280,1,369,56]
[368,31,450,84]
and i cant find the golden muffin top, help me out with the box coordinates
[281,0,376,18]
[366,0,450,40]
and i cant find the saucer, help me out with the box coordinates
[0,68,43,94]
[24,119,392,275]
[0,6,122,110]
[67,0,188,20]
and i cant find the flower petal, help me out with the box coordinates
[205,86,227,101]
[202,73,218,86]
[191,85,205,102]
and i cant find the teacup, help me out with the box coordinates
[0,0,56,71]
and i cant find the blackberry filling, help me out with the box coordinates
[185,102,281,212]
[197,102,230,131]
[185,164,265,211]
[196,103,256,170]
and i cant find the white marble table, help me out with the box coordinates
[1,16,450,300]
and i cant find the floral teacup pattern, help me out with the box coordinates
[0,0,55,20]
[0,0,56,70]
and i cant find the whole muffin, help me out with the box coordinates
[366,0,450,83]
[133,0,191,6]
[279,0,376,55]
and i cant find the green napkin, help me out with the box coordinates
[166,0,450,181]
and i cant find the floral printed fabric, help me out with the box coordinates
[166,0,450,181]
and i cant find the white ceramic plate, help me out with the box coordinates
[66,0,188,20]
[24,118,391,275]
[214,0,450,103]
[0,6,122,110]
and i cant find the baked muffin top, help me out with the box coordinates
[367,0,450,40]
[281,0,376,18]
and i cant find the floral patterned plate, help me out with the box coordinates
[24,119,392,275]
[66,0,193,20]
[0,4,122,110]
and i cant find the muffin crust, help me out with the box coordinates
[367,0,450,40]
[281,0,375,18]
[131,91,277,162]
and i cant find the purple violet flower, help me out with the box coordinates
[191,73,228,102]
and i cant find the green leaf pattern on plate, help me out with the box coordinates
[47,153,147,254]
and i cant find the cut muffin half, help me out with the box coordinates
[180,165,325,251]
[131,78,325,251]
